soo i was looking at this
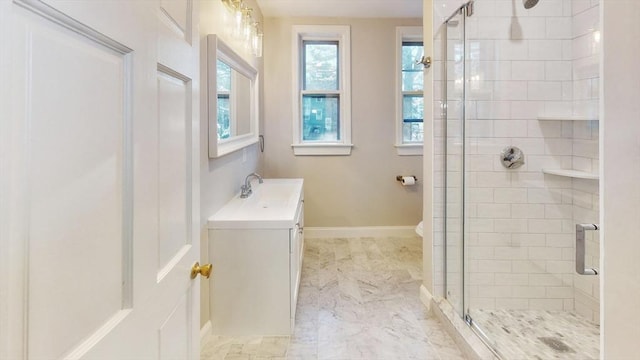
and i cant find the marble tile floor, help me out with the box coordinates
[201,236,467,360]
[472,309,599,360]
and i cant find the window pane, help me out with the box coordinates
[217,95,230,139]
[403,122,424,142]
[403,94,424,121]
[217,60,231,92]
[403,94,423,142]
[402,72,423,91]
[302,94,340,141]
[303,41,338,91]
[402,42,423,71]
[402,42,424,91]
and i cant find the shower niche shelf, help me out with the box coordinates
[542,169,599,180]
[537,115,598,121]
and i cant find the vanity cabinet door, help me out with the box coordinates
[211,228,290,335]
[298,199,305,266]
[290,201,304,323]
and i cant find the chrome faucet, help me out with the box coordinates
[240,172,263,198]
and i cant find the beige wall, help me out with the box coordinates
[263,16,423,227]
[199,0,264,327]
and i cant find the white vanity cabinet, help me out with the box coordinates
[207,179,304,335]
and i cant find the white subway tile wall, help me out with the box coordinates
[433,0,600,321]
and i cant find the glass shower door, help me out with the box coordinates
[442,7,466,318]
[450,0,602,358]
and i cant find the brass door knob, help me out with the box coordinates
[191,262,213,279]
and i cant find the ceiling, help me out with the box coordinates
[254,0,423,18]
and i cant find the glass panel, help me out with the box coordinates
[402,94,424,142]
[402,122,424,143]
[402,72,423,92]
[216,59,253,141]
[217,95,230,139]
[302,94,339,141]
[208,34,259,158]
[402,42,424,92]
[217,60,231,91]
[217,60,232,140]
[303,41,338,91]
[402,42,423,71]
[403,94,424,122]
[443,11,465,318]
[456,1,601,359]
[402,42,424,143]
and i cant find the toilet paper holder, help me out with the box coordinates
[396,175,418,182]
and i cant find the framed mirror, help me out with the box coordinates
[207,34,259,158]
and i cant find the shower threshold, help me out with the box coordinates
[471,309,599,359]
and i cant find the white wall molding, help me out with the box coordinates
[304,226,418,239]
[200,320,212,343]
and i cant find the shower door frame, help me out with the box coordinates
[441,1,602,358]
[442,0,470,319]
[441,1,504,357]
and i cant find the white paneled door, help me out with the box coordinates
[0,0,200,358]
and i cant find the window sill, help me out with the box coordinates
[395,144,423,156]
[292,143,353,156]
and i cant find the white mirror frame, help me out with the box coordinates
[207,34,259,158]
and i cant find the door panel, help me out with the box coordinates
[26,15,129,358]
[160,0,192,40]
[154,0,200,357]
[157,68,191,274]
[159,0,194,70]
[0,0,200,358]
[159,293,192,360]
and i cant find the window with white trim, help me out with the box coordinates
[396,27,424,156]
[292,25,352,156]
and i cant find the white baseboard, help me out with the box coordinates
[304,226,418,239]
[200,320,212,342]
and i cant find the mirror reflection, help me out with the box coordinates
[217,60,231,139]
[216,60,252,140]
[208,34,258,158]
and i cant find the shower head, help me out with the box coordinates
[523,0,540,9]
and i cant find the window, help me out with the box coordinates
[292,26,352,155]
[396,27,424,156]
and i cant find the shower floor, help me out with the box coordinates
[471,309,599,360]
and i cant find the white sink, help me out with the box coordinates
[208,178,304,229]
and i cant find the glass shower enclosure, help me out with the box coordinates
[436,1,601,358]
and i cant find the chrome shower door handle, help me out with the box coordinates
[576,224,599,275]
[417,56,431,69]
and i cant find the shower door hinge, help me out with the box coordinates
[465,1,474,17]
[464,313,473,326]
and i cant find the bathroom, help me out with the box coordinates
[1,0,639,358]
[202,0,640,358]
[199,0,424,337]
